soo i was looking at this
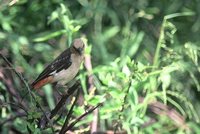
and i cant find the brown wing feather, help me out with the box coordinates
[31,48,72,89]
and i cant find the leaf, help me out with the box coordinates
[159,71,171,91]
[44,84,55,110]
[87,95,105,106]
[128,31,144,57]
[102,26,120,41]
[33,30,66,42]
[13,118,28,133]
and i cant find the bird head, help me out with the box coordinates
[71,38,85,55]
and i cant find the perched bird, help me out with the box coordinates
[31,38,85,90]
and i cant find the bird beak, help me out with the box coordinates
[77,48,83,55]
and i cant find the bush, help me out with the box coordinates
[0,0,200,133]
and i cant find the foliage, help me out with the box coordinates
[0,0,200,133]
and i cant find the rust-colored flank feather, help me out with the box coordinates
[32,76,53,90]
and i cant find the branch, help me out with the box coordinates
[0,53,54,132]
[0,53,32,97]
[0,112,26,126]
[39,82,80,128]
[0,57,28,111]
[59,87,80,134]
[84,50,98,133]
[140,97,186,127]
[50,82,80,119]
[64,102,103,133]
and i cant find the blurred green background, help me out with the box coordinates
[0,0,200,133]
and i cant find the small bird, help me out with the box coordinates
[31,38,85,90]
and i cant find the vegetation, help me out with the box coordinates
[0,0,200,133]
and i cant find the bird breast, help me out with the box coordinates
[52,53,83,85]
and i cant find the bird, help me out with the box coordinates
[31,38,85,90]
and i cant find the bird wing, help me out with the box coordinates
[31,48,72,87]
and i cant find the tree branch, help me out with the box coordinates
[59,87,80,134]
[64,102,103,133]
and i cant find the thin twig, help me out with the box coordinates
[0,112,26,126]
[0,57,28,111]
[140,97,186,127]
[39,82,80,128]
[0,53,32,99]
[64,102,103,132]
[0,75,27,111]
[50,82,80,119]
[84,50,98,133]
[59,87,80,134]
[0,102,28,114]
[0,69,20,100]
[0,53,54,132]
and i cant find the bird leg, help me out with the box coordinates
[55,84,69,96]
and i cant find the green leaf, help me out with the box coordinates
[33,30,66,42]
[44,84,55,110]
[13,118,28,133]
